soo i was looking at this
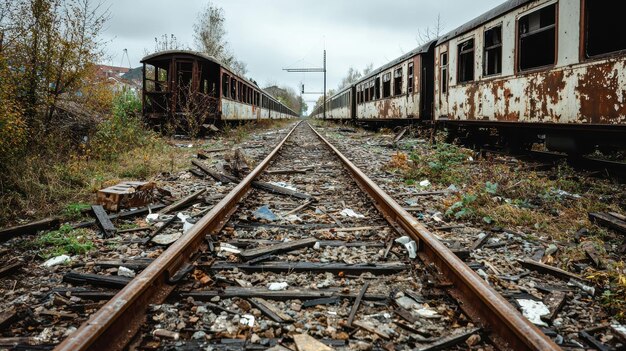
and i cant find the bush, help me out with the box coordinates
[91,90,155,160]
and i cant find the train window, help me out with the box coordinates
[239,82,244,102]
[518,4,556,71]
[231,78,236,99]
[585,1,626,57]
[458,39,475,83]
[383,73,391,98]
[222,74,229,98]
[375,77,380,100]
[365,84,370,102]
[394,68,402,96]
[484,26,502,76]
[360,85,364,103]
[369,81,375,101]
[440,52,448,94]
[407,63,414,94]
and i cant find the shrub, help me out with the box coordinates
[91,90,155,160]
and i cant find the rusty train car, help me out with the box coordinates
[314,0,626,153]
[141,50,298,128]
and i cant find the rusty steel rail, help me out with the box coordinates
[54,121,302,351]
[307,122,559,351]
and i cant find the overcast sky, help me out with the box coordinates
[101,0,504,113]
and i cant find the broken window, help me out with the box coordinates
[440,52,448,93]
[458,39,475,83]
[407,62,414,94]
[518,4,556,71]
[369,80,375,101]
[231,78,236,99]
[222,74,229,98]
[394,68,403,96]
[585,1,626,57]
[383,73,391,98]
[484,26,502,76]
[375,77,380,100]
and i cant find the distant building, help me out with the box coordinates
[94,64,141,95]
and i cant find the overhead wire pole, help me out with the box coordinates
[283,50,326,119]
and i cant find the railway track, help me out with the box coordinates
[54,121,559,351]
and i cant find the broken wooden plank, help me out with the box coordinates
[293,334,333,351]
[0,337,36,347]
[352,320,390,339]
[581,241,603,268]
[394,307,418,324]
[347,282,369,327]
[302,297,340,308]
[208,261,407,275]
[0,217,60,243]
[541,291,567,323]
[158,189,207,215]
[73,204,166,229]
[0,308,16,329]
[284,200,315,216]
[470,232,492,251]
[249,298,293,323]
[518,259,582,281]
[192,160,234,183]
[589,212,626,234]
[95,259,153,271]
[63,271,131,288]
[393,127,408,144]
[0,261,23,278]
[239,237,318,260]
[579,330,611,351]
[181,288,387,302]
[91,205,117,238]
[266,168,312,175]
[251,180,313,200]
[417,328,482,351]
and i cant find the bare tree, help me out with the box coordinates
[362,63,374,76]
[416,14,444,45]
[194,2,247,76]
[338,67,362,90]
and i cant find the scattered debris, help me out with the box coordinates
[395,236,417,259]
[340,208,365,218]
[517,299,550,326]
[42,255,71,268]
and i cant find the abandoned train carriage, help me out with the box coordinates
[354,41,435,122]
[312,41,436,122]
[141,50,297,127]
[434,0,626,152]
[315,0,626,154]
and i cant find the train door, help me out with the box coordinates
[175,60,194,112]
[350,86,357,119]
[420,44,436,121]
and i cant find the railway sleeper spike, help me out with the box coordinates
[53,121,559,351]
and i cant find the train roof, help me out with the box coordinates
[437,0,534,45]
[355,40,436,86]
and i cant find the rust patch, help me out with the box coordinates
[577,61,626,124]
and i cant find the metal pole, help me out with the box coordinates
[323,50,326,120]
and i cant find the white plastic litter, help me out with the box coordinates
[419,179,431,187]
[340,209,365,218]
[269,182,297,191]
[416,308,440,318]
[568,279,595,296]
[177,212,194,234]
[285,214,303,223]
[517,299,549,326]
[219,243,241,254]
[146,213,160,223]
[268,282,288,291]
[447,184,459,193]
[239,314,255,327]
[42,255,71,267]
[431,212,443,222]
[395,296,419,310]
[313,242,321,250]
[395,236,417,259]
[118,266,136,278]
